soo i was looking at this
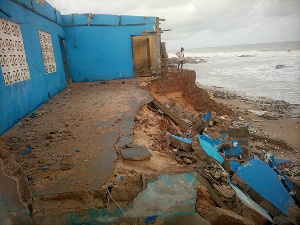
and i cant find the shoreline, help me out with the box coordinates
[196,82,300,118]
[195,81,300,165]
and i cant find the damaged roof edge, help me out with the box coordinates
[62,14,156,27]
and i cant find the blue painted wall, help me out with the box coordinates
[62,14,156,82]
[0,1,157,134]
[237,159,295,215]
[0,0,67,134]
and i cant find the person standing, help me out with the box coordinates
[176,47,184,70]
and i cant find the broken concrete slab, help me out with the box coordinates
[224,127,249,147]
[223,140,244,157]
[229,161,242,173]
[192,135,210,161]
[213,184,235,200]
[265,154,299,207]
[274,158,293,169]
[114,136,134,149]
[169,134,192,152]
[204,207,255,225]
[236,158,296,215]
[165,102,206,133]
[66,173,198,224]
[124,173,197,218]
[198,135,224,163]
[120,120,135,137]
[192,117,206,133]
[120,146,152,161]
[231,172,283,217]
[152,100,190,131]
[230,183,273,223]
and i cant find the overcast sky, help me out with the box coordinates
[47,0,300,50]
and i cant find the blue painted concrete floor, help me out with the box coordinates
[2,79,152,197]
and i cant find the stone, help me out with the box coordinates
[183,157,193,164]
[204,207,255,225]
[213,184,235,199]
[192,117,206,133]
[120,146,152,161]
[45,134,55,139]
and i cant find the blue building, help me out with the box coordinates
[0,0,161,135]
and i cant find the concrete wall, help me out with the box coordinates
[62,14,156,82]
[0,0,67,135]
[41,173,197,225]
[0,1,157,134]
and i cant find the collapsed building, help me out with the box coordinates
[0,0,300,225]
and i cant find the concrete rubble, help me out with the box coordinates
[141,71,300,224]
[1,71,300,224]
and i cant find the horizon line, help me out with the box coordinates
[167,40,300,52]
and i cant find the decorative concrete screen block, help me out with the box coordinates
[38,30,56,74]
[0,18,31,85]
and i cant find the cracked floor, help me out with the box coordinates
[3,79,152,196]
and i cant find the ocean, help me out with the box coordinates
[169,41,300,104]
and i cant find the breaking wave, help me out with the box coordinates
[169,50,300,58]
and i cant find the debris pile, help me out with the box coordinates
[136,71,300,224]
[1,71,299,224]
